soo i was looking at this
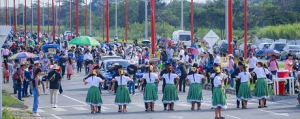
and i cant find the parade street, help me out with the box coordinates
[3,71,298,119]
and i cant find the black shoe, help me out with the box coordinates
[237,106,240,108]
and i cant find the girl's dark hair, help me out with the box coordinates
[68,57,72,64]
[239,57,244,62]
[34,68,42,77]
[242,65,246,75]
[3,60,8,69]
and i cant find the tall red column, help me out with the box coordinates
[13,0,16,31]
[70,0,72,35]
[24,0,27,46]
[52,0,55,40]
[105,0,109,43]
[228,0,233,54]
[76,0,79,37]
[37,0,40,44]
[125,0,128,42]
[84,0,87,35]
[190,0,194,44]
[150,0,156,54]
[243,0,248,59]
[102,3,105,41]
[47,0,50,35]
[58,0,61,36]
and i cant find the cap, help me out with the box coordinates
[213,63,220,67]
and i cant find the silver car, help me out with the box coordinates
[280,45,300,61]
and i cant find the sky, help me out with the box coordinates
[0,0,207,7]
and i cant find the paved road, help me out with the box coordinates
[3,71,299,119]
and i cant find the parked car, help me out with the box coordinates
[214,40,235,54]
[279,45,300,61]
[239,43,257,57]
[267,42,287,59]
[256,43,271,59]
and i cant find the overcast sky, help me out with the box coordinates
[1,0,207,7]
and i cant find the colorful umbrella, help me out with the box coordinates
[9,52,37,59]
[69,36,99,46]
[256,49,280,56]
[186,47,200,56]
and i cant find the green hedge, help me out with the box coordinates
[257,23,300,39]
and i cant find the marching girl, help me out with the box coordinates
[113,66,133,113]
[251,62,269,108]
[140,65,159,112]
[186,65,205,110]
[212,67,227,119]
[162,65,179,111]
[236,64,252,109]
[84,69,104,113]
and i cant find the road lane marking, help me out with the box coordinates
[260,110,289,116]
[61,94,87,105]
[37,109,45,113]
[52,108,67,111]
[39,105,86,108]
[135,104,146,108]
[72,107,88,111]
[226,115,242,119]
[176,103,191,107]
[50,114,62,119]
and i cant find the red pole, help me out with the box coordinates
[84,0,87,35]
[70,0,72,35]
[150,0,156,54]
[243,0,248,59]
[24,0,27,46]
[228,0,233,54]
[52,0,55,40]
[102,3,105,42]
[105,0,109,43]
[58,0,61,36]
[190,0,194,44]
[125,0,128,42]
[13,0,16,31]
[48,0,50,35]
[75,0,79,37]
[37,0,40,44]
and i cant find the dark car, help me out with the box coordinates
[214,40,235,54]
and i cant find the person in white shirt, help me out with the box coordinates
[250,62,269,108]
[197,45,204,59]
[112,67,133,113]
[236,65,252,109]
[162,65,179,111]
[178,47,185,59]
[212,67,227,119]
[247,53,258,84]
[84,71,104,113]
[139,65,159,112]
[213,51,221,64]
[83,50,93,75]
[186,65,205,110]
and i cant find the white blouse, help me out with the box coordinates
[210,73,228,79]
[115,76,131,85]
[162,73,177,84]
[86,76,102,87]
[238,72,252,82]
[213,76,223,87]
[253,67,270,78]
[142,73,158,83]
[186,74,204,84]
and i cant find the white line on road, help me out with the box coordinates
[72,107,88,111]
[52,108,67,111]
[226,115,242,119]
[61,94,87,105]
[260,110,289,116]
[37,109,45,112]
[39,105,86,108]
[50,114,62,119]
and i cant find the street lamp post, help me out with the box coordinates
[37,0,40,44]
[228,0,233,54]
[24,0,27,46]
[144,0,147,40]
[190,0,194,44]
[244,0,248,58]
[76,0,79,37]
[105,0,109,43]
[150,0,156,55]
[52,0,55,40]
[89,0,92,36]
[114,0,117,41]
[180,0,183,30]
[125,0,128,41]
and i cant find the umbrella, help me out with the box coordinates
[2,43,10,48]
[69,36,99,46]
[186,47,200,56]
[9,52,37,59]
[256,49,280,56]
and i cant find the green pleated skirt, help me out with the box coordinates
[212,87,227,109]
[115,85,131,105]
[187,83,203,103]
[85,86,103,106]
[144,83,158,102]
[237,82,252,101]
[162,84,179,103]
[254,78,269,99]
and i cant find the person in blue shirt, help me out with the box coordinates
[76,54,83,73]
